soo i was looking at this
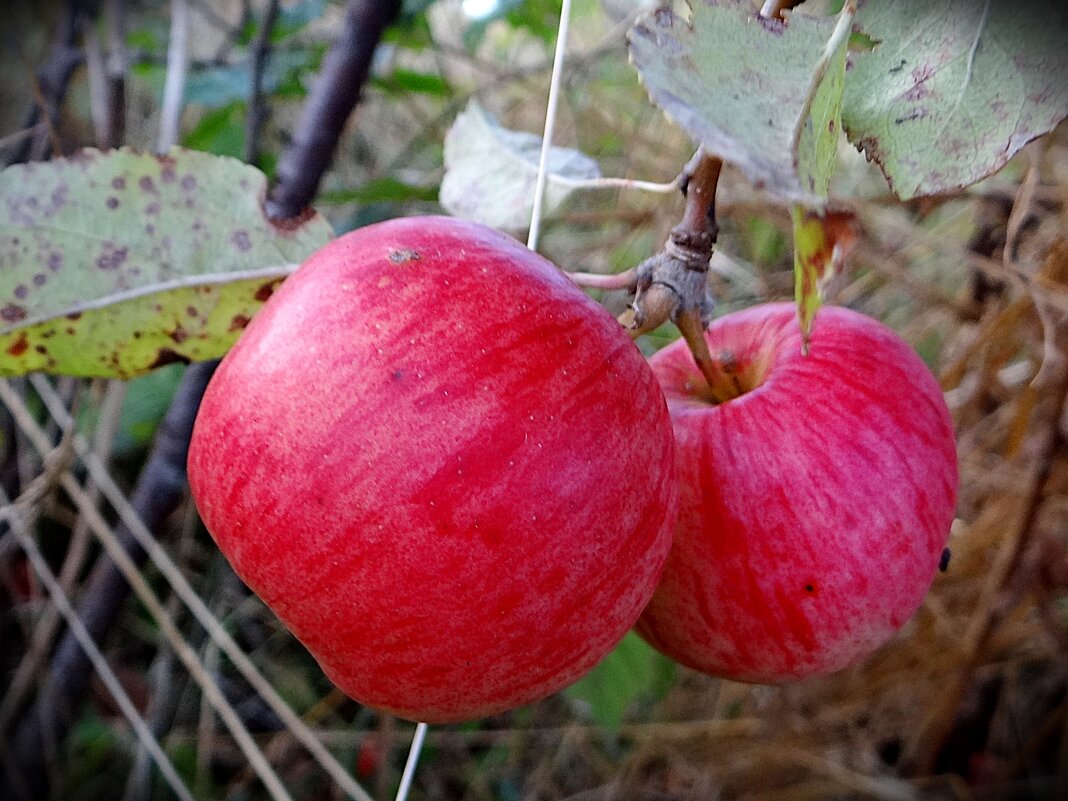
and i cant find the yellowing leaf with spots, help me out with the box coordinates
[793,207,857,352]
[0,147,334,378]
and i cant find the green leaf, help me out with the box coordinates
[565,632,675,729]
[373,68,452,97]
[792,207,856,349]
[0,147,334,378]
[842,0,1068,200]
[318,177,439,205]
[183,103,246,159]
[115,363,185,454]
[629,0,853,204]
[440,101,601,231]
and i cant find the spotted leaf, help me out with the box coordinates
[0,147,333,378]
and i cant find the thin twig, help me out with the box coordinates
[268,0,404,220]
[0,381,297,801]
[244,0,281,165]
[17,376,376,801]
[0,492,197,801]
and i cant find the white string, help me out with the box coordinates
[17,376,376,801]
[158,0,190,152]
[394,721,428,801]
[527,0,574,252]
[0,496,197,801]
[393,2,575,796]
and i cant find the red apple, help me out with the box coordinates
[636,302,957,682]
[187,216,678,722]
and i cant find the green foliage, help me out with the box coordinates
[318,177,439,205]
[183,103,247,159]
[0,148,334,378]
[373,67,453,97]
[565,633,675,729]
[115,363,186,454]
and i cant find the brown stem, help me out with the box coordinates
[627,148,723,367]
[675,308,734,402]
[678,149,722,237]
[759,0,803,21]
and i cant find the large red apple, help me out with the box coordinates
[187,216,678,723]
[636,302,957,682]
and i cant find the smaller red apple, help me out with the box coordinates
[636,302,958,682]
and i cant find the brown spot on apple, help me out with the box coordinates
[389,249,421,264]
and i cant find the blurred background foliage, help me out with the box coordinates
[2,1,1067,800]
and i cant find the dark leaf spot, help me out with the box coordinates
[1,303,27,322]
[139,175,157,194]
[106,196,119,209]
[145,202,160,216]
[48,252,63,271]
[228,314,251,331]
[6,334,29,356]
[231,230,252,252]
[148,348,191,369]
[254,279,283,302]
[186,306,198,317]
[32,273,46,287]
[66,311,82,320]
[97,244,128,270]
[169,326,188,344]
[34,344,47,355]
[112,176,126,189]
[181,174,197,191]
[14,285,29,299]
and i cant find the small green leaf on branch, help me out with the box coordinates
[0,147,334,378]
[842,0,1068,200]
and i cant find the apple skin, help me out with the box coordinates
[636,302,957,682]
[187,216,678,723]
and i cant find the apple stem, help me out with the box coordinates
[674,309,736,404]
[622,150,725,378]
